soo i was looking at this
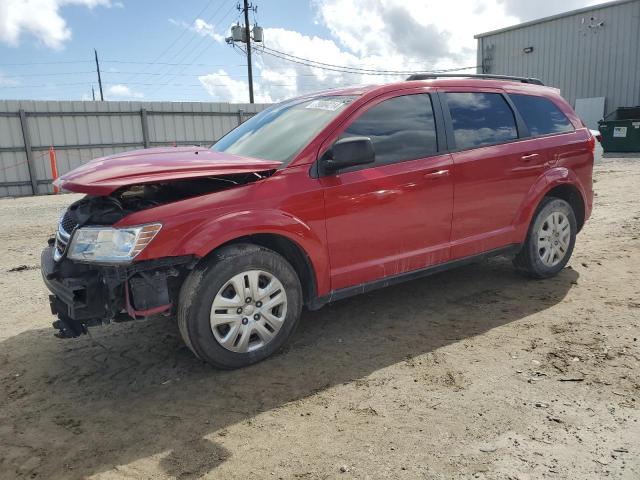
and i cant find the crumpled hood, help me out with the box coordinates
[54,146,282,195]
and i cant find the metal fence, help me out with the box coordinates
[0,100,270,197]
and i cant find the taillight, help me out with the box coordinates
[587,134,596,152]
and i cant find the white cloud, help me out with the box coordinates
[497,0,603,22]
[168,17,225,43]
[192,0,607,103]
[312,0,522,68]
[0,73,19,87]
[107,83,143,99]
[0,0,114,50]
[193,18,224,43]
[199,70,268,103]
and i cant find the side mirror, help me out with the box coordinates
[322,136,375,174]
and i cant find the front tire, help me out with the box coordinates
[513,197,577,278]
[178,243,303,369]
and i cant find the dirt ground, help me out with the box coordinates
[0,157,638,480]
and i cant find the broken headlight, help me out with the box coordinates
[67,224,162,263]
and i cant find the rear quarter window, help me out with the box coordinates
[510,94,574,137]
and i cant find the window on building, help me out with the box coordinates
[445,92,518,150]
[342,94,438,165]
[510,94,574,137]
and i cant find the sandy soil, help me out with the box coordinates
[0,158,638,480]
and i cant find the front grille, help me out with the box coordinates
[54,210,75,261]
[61,210,78,233]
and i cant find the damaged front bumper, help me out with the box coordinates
[41,242,194,338]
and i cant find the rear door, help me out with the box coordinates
[508,93,578,167]
[320,91,454,291]
[440,89,546,258]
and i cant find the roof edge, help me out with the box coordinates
[474,0,637,38]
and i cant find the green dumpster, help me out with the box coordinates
[598,107,640,153]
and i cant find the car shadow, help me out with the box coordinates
[0,258,578,479]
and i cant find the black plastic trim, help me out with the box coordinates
[307,244,521,310]
[502,92,531,138]
[42,245,195,321]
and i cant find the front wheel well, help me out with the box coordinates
[544,184,586,231]
[204,234,317,307]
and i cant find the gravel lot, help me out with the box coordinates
[0,157,638,480]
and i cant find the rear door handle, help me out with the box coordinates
[424,169,450,179]
[521,153,540,161]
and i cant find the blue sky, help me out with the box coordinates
[0,0,603,103]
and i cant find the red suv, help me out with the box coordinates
[42,75,594,369]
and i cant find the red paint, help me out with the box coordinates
[58,79,594,299]
[54,146,282,195]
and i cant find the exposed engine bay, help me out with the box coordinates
[44,172,272,339]
[64,172,271,226]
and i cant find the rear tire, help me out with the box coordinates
[513,197,577,279]
[178,243,303,369]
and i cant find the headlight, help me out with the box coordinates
[67,223,162,263]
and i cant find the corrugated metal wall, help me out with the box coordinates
[476,0,640,115]
[0,100,269,197]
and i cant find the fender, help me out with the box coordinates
[512,166,589,241]
[169,208,330,297]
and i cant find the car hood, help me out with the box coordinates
[54,146,282,195]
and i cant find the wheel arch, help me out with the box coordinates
[543,184,586,232]
[198,233,319,309]
[514,168,588,240]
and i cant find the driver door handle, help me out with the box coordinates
[424,169,450,179]
[521,153,540,161]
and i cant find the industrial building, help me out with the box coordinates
[475,0,640,129]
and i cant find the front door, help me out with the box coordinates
[320,92,454,291]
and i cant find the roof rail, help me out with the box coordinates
[406,73,545,86]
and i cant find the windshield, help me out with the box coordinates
[211,95,358,164]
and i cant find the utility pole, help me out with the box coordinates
[241,0,254,103]
[94,49,104,101]
[226,2,262,104]
[91,85,96,101]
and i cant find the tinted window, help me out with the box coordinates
[342,94,438,165]
[510,94,574,136]
[212,95,357,164]
[445,92,518,150]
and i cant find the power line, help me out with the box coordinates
[0,60,92,66]
[258,45,480,76]
[144,2,237,95]
[148,0,217,66]
[255,48,400,76]
[145,1,232,84]
[104,60,248,67]
[0,58,480,78]
[116,0,219,87]
[260,45,418,74]
[0,71,96,78]
[93,70,337,78]
[0,82,97,88]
